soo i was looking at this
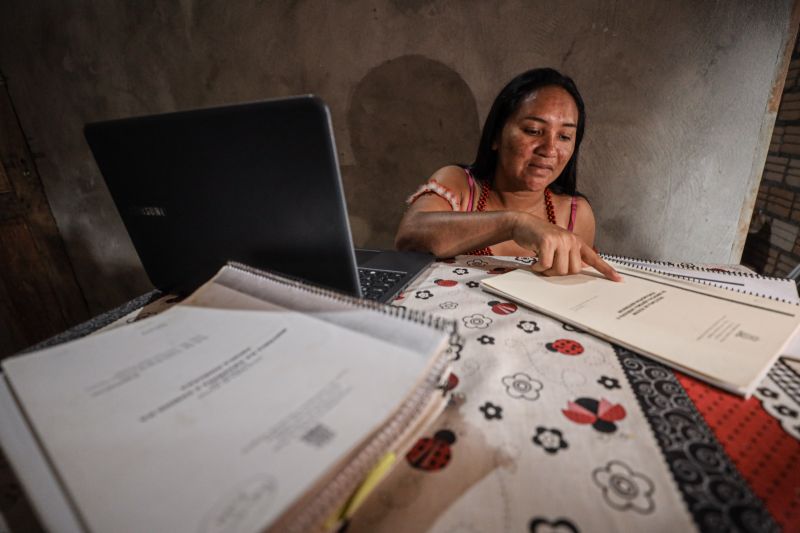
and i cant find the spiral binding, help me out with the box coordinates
[225,262,457,530]
[599,254,800,305]
[228,262,458,335]
[599,253,788,280]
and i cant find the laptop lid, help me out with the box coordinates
[85,96,362,296]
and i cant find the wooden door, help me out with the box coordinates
[0,73,89,358]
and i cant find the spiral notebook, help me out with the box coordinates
[599,254,800,363]
[0,264,455,533]
[600,253,800,304]
[481,258,800,397]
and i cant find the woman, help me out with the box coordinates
[395,68,620,281]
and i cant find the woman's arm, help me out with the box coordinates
[396,202,521,257]
[395,168,619,280]
[395,165,517,256]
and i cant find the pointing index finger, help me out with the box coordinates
[581,246,622,282]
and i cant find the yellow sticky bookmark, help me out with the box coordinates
[324,451,398,530]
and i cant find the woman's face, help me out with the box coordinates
[493,85,579,192]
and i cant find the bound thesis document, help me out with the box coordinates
[481,264,800,397]
[0,264,454,533]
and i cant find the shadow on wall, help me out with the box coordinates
[343,54,480,249]
[741,212,771,274]
[68,229,153,314]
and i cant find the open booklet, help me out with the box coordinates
[0,263,455,533]
[481,263,800,397]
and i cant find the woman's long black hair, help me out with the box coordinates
[468,68,586,196]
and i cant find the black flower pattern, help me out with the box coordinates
[466,259,488,267]
[529,517,579,533]
[479,401,503,420]
[453,267,469,275]
[466,281,480,288]
[562,323,584,333]
[598,376,621,390]
[415,289,433,300]
[446,339,463,361]
[439,301,459,310]
[462,313,492,329]
[757,387,779,399]
[532,427,568,454]
[476,335,495,345]
[515,256,535,264]
[775,404,798,418]
[517,320,540,333]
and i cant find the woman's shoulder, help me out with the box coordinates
[429,165,471,188]
[405,165,474,212]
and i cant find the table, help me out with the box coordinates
[1,256,798,532]
[348,256,800,533]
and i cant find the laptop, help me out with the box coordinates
[84,95,433,302]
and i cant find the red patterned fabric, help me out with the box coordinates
[678,373,800,531]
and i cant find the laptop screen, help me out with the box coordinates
[85,96,362,296]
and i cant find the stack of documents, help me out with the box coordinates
[0,264,455,533]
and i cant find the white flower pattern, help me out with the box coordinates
[502,372,543,401]
[463,313,492,329]
[592,460,655,514]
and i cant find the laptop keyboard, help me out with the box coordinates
[358,268,406,301]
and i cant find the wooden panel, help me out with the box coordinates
[0,87,35,208]
[0,159,9,193]
[0,270,24,357]
[0,193,26,221]
[0,219,72,353]
[0,78,89,357]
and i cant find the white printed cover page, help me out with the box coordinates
[481,267,800,396]
[3,293,433,533]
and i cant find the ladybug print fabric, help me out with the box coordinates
[546,339,584,356]
[488,300,518,315]
[562,398,627,433]
[346,256,717,533]
[406,430,456,471]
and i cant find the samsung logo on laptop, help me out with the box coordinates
[131,206,167,217]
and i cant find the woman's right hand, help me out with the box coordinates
[511,212,621,281]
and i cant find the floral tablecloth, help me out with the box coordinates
[349,256,800,533]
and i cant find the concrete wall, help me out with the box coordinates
[0,0,794,313]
